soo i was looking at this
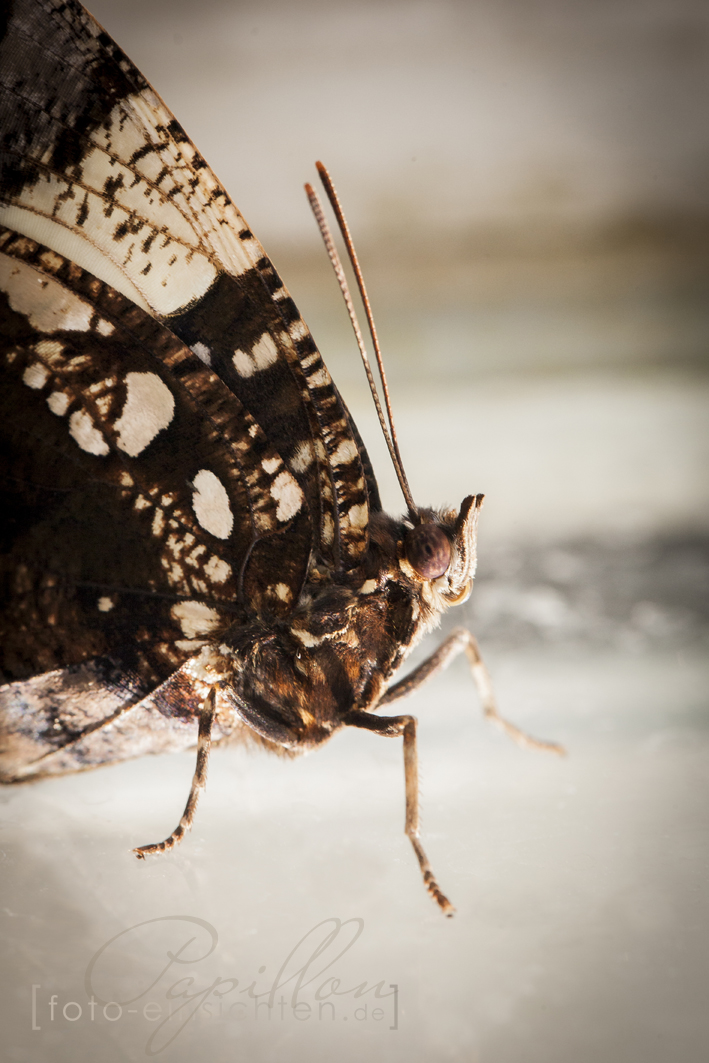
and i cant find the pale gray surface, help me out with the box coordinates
[1,643,708,1062]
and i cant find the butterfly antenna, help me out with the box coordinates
[305,165,417,516]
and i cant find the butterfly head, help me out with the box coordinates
[401,493,484,609]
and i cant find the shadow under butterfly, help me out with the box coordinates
[0,0,562,914]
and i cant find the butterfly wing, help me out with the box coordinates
[0,0,382,684]
[0,0,379,593]
[0,228,315,675]
[0,0,384,775]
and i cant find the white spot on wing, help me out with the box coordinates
[204,556,232,584]
[47,391,70,416]
[289,319,308,341]
[261,456,280,475]
[301,351,319,370]
[270,470,302,522]
[332,439,358,465]
[152,509,165,537]
[171,600,222,639]
[34,340,64,358]
[232,349,253,377]
[251,332,279,370]
[69,409,109,456]
[114,372,175,456]
[289,441,314,473]
[348,503,368,529]
[233,332,279,377]
[191,470,234,539]
[308,367,330,388]
[22,363,50,389]
[94,393,112,417]
[97,596,114,612]
[166,533,181,558]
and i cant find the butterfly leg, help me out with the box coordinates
[344,709,454,916]
[380,627,565,756]
[133,687,217,858]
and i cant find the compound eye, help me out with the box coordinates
[405,524,452,579]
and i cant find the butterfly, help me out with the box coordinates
[0,0,562,915]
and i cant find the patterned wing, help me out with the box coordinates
[0,0,384,709]
[0,226,314,678]
[0,0,380,603]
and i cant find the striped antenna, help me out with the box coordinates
[305,163,417,516]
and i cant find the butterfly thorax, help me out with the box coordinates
[208,505,478,752]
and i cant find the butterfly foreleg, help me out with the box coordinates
[133,686,218,859]
[343,708,455,916]
[380,627,565,756]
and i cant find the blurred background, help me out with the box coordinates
[78,0,709,667]
[87,0,709,584]
[2,1,708,1061]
